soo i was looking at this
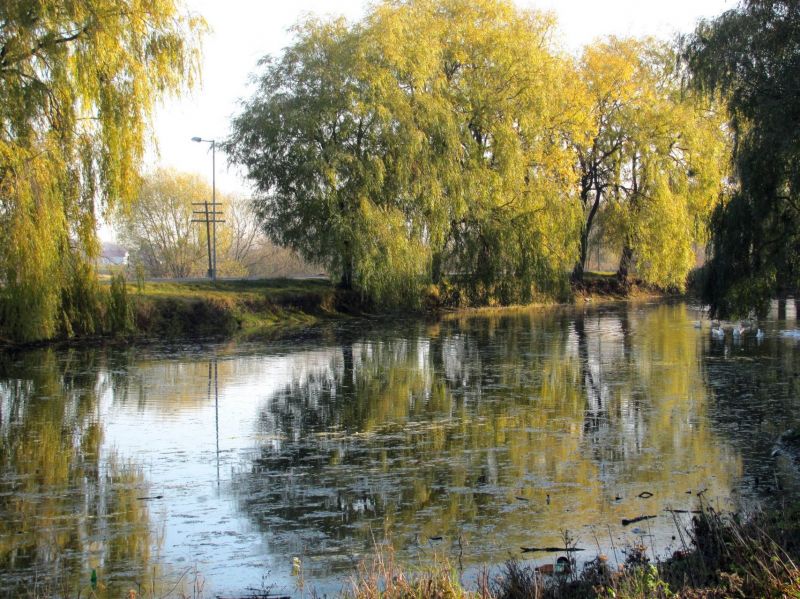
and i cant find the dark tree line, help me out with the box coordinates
[686,0,800,316]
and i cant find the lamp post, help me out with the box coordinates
[192,136,217,280]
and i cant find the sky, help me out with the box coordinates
[142,0,736,217]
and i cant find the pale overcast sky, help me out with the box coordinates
[145,0,736,204]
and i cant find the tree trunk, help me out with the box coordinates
[616,243,634,287]
[339,267,353,290]
[339,242,354,290]
[572,186,602,285]
[431,251,443,284]
[571,226,590,284]
[617,153,639,289]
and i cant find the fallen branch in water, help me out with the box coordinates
[621,515,657,526]
[520,546,586,553]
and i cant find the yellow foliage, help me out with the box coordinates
[0,0,205,341]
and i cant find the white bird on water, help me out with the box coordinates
[756,328,765,340]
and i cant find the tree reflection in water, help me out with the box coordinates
[231,303,742,580]
[0,349,161,597]
[3,303,793,595]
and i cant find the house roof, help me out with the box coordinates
[101,242,129,259]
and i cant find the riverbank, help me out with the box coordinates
[131,275,677,343]
[130,278,349,340]
[0,278,351,349]
[0,273,674,349]
[133,272,672,327]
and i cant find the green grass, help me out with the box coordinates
[125,278,343,340]
[134,277,331,299]
[582,270,618,280]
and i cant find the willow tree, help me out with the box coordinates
[227,14,438,306]
[364,0,581,305]
[569,39,639,284]
[570,38,728,290]
[0,1,204,341]
[227,0,580,307]
[613,60,728,290]
[226,19,388,296]
[685,0,800,316]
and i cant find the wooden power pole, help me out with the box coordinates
[192,200,224,280]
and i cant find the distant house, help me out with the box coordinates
[100,242,129,267]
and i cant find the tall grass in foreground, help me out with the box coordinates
[343,547,489,599]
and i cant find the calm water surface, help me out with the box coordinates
[2,301,800,597]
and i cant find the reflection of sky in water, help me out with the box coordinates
[100,350,339,594]
[3,302,800,597]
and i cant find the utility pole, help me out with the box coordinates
[191,199,224,279]
[191,137,223,280]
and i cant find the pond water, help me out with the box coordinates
[2,301,800,597]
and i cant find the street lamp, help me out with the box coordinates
[191,137,218,280]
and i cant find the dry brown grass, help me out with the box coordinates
[343,547,489,599]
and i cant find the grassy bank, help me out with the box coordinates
[128,278,351,340]
[128,274,671,340]
[1,272,674,348]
